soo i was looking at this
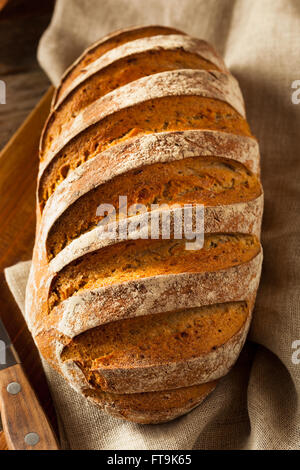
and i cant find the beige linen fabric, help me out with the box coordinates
[4,0,300,449]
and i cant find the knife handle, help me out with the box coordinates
[0,363,59,450]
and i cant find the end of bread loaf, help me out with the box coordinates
[84,382,217,424]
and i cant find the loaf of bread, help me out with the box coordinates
[26,25,263,424]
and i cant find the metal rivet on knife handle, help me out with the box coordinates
[24,432,40,446]
[6,381,21,395]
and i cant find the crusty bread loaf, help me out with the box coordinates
[26,25,263,424]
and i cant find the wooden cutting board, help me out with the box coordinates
[0,87,57,450]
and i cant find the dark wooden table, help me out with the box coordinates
[0,0,57,450]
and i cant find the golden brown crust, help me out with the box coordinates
[46,156,261,260]
[61,302,248,393]
[53,25,186,107]
[84,381,217,424]
[26,25,263,424]
[38,70,249,211]
[47,235,260,312]
[45,34,226,157]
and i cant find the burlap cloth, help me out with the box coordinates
[4,0,300,450]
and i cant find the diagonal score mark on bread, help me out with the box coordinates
[44,34,227,152]
[38,70,248,210]
[47,234,261,311]
[52,25,186,107]
[37,130,261,262]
